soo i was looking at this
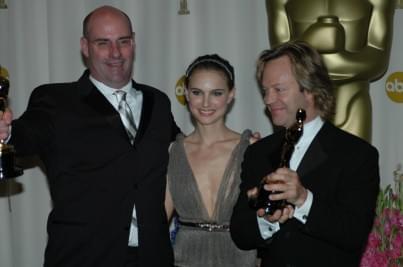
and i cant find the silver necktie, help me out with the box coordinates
[113,90,137,144]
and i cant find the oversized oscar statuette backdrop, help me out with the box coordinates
[0,65,23,180]
[266,0,396,142]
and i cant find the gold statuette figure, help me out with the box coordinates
[266,0,396,141]
[0,65,23,179]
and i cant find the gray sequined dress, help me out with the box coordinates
[168,130,257,267]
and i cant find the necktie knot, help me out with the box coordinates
[114,90,127,108]
[114,89,126,99]
[113,90,137,144]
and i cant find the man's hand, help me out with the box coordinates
[259,204,294,223]
[249,131,261,144]
[247,186,295,224]
[0,108,13,140]
[264,167,307,207]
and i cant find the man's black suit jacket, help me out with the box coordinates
[10,71,178,267]
[230,121,379,267]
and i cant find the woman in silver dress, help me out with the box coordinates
[165,54,257,267]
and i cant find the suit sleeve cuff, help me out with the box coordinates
[257,216,280,239]
[293,189,313,224]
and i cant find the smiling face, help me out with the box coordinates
[185,69,235,126]
[80,7,135,89]
[262,55,317,128]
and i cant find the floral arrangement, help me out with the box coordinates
[360,179,403,267]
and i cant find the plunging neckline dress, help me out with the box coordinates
[168,130,257,267]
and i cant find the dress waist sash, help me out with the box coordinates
[177,219,230,232]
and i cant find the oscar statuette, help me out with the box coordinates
[0,66,23,180]
[249,108,306,215]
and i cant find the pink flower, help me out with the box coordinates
[373,216,381,227]
[389,235,402,260]
[399,215,403,228]
[389,209,400,225]
[360,185,403,267]
[367,233,381,248]
[383,208,392,217]
[373,251,388,267]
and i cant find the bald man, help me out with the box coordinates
[0,6,179,267]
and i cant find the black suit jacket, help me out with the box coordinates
[230,121,379,267]
[11,71,179,267]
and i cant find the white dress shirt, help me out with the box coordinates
[90,76,143,247]
[258,116,324,239]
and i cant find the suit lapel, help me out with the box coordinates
[78,71,129,141]
[133,82,154,144]
[297,138,327,179]
[297,122,332,179]
[77,72,156,145]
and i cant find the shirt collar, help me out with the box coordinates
[89,76,132,96]
[296,116,324,148]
